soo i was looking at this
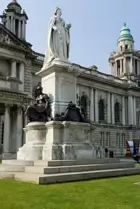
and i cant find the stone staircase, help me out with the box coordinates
[0,158,140,185]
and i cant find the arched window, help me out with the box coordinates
[115,102,120,123]
[99,99,104,121]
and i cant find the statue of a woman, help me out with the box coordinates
[43,7,71,67]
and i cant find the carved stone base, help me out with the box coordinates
[17,122,46,161]
[42,121,97,161]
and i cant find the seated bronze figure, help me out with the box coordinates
[25,82,52,122]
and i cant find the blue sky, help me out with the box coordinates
[0,0,140,73]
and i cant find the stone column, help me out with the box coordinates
[19,62,25,92]
[120,59,122,74]
[95,89,98,123]
[3,105,10,154]
[6,16,10,30]
[111,94,115,124]
[107,92,111,123]
[122,97,125,125]
[130,57,133,73]
[11,60,17,78]
[90,88,94,121]
[133,97,136,126]
[16,107,23,151]
[22,21,26,39]
[13,18,15,34]
[128,96,133,125]
[123,57,126,73]
[18,20,21,38]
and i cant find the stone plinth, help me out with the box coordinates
[37,60,82,118]
[17,122,46,161]
[42,121,97,161]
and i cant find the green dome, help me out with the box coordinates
[118,23,134,43]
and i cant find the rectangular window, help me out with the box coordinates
[105,132,110,147]
[122,133,126,148]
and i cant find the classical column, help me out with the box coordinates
[120,59,122,74]
[16,107,23,150]
[107,92,111,123]
[18,20,21,38]
[90,88,94,121]
[3,105,10,154]
[111,94,115,124]
[6,16,10,30]
[95,89,98,123]
[22,21,26,39]
[133,97,136,126]
[122,97,125,125]
[19,62,25,92]
[11,60,17,78]
[123,57,126,73]
[12,18,15,34]
[128,96,133,125]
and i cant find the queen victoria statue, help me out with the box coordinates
[43,7,71,67]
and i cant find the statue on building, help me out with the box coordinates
[43,7,71,66]
[25,82,52,122]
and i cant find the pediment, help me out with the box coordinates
[0,24,31,52]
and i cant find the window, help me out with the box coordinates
[99,99,105,121]
[100,132,104,147]
[115,102,120,123]
[125,45,128,50]
[105,132,110,147]
[120,46,122,51]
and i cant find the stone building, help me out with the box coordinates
[0,1,140,159]
[0,0,44,158]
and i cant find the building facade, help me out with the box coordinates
[0,0,44,158]
[0,1,140,158]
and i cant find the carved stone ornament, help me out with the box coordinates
[0,33,12,45]
[25,82,52,122]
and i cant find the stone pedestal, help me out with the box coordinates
[42,121,96,161]
[37,60,82,118]
[17,122,46,161]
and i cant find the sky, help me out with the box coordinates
[0,0,140,74]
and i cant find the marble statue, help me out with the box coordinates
[25,82,52,122]
[43,7,71,66]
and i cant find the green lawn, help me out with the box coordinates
[0,176,140,209]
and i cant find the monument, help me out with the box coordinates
[17,7,101,161]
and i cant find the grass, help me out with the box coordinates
[0,176,140,209]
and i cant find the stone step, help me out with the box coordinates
[25,162,135,174]
[34,158,120,167]
[0,165,25,172]
[0,172,15,180]
[14,168,140,184]
[2,160,34,166]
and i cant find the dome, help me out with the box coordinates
[118,23,134,43]
[7,0,22,10]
